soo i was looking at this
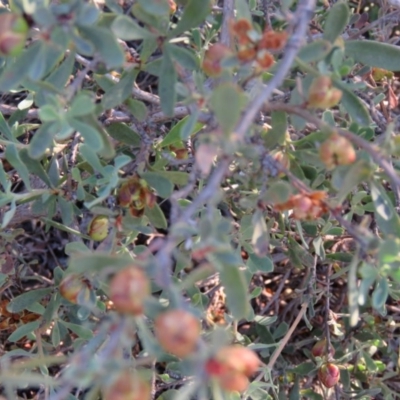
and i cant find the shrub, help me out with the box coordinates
[1,0,400,399]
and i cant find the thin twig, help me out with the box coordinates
[234,0,316,141]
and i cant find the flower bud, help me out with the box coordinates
[319,133,356,169]
[255,49,275,70]
[202,43,232,77]
[154,309,200,358]
[231,19,253,45]
[102,370,151,400]
[59,274,91,305]
[109,266,150,315]
[205,345,260,392]
[168,0,177,14]
[87,215,109,241]
[307,76,342,109]
[0,13,28,57]
[258,30,288,51]
[311,339,335,358]
[118,176,156,217]
[318,363,340,388]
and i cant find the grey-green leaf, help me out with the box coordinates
[7,288,53,313]
[345,40,400,71]
[111,15,156,40]
[145,203,168,230]
[370,180,400,236]
[335,80,371,126]
[323,2,350,43]
[106,122,141,147]
[5,144,31,189]
[79,26,125,69]
[142,171,173,198]
[168,0,211,38]
[209,83,247,136]
[159,45,177,117]
[219,264,250,320]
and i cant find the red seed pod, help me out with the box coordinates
[307,76,342,109]
[311,339,335,358]
[258,30,288,51]
[318,363,340,388]
[154,309,201,358]
[319,133,356,169]
[205,345,260,392]
[102,370,151,400]
[59,274,91,305]
[0,13,29,57]
[109,267,150,315]
[202,43,232,77]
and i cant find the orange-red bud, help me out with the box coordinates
[202,43,232,77]
[109,267,150,315]
[102,370,151,400]
[154,309,200,358]
[0,13,28,57]
[307,76,342,109]
[318,363,340,388]
[319,133,356,169]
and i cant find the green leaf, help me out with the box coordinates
[345,40,400,71]
[7,288,53,313]
[19,148,52,187]
[251,209,269,257]
[59,321,94,340]
[334,160,372,202]
[263,112,287,147]
[79,26,125,69]
[323,2,350,43]
[287,237,315,268]
[264,181,292,204]
[209,83,246,136]
[138,0,170,16]
[68,118,104,152]
[169,0,211,38]
[219,264,250,320]
[370,180,400,236]
[111,15,156,40]
[58,196,74,226]
[234,0,252,21]
[5,143,31,189]
[7,320,41,343]
[102,69,138,110]
[142,171,173,198]
[169,44,199,71]
[27,42,47,81]
[67,253,133,273]
[0,42,43,91]
[247,254,273,273]
[297,40,332,64]
[160,116,204,147]
[145,203,168,229]
[125,98,148,122]
[106,122,141,147]
[0,112,13,140]
[28,122,54,159]
[152,170,189,185]
[335,80,371,126]
[372,278,389,310]
[159,45,177,117]
[69,92,96,117]
[348,254,359,327]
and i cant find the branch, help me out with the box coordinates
[266,102,400,190]
[234,0,316,141]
